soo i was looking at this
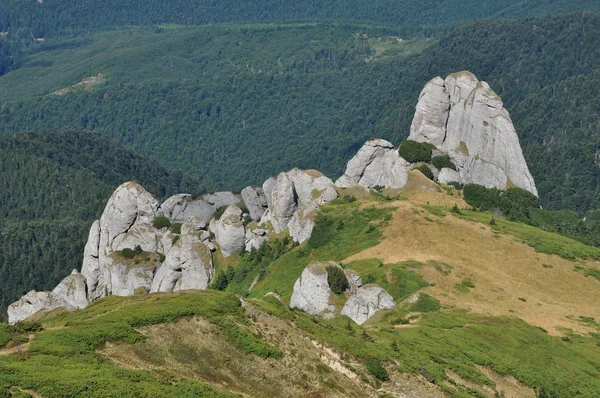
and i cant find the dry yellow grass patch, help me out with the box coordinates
[386,170,468,208]
[346,200,600,335]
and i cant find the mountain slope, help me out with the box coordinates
[2,187,599,397]
[0,131,203,320]
[1,13,599,212]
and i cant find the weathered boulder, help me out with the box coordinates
[52,269,88,310]
[241,186,268,221]
[290,263,335,315]
[341,285,395,325]
[210,205,246,256]
[409,71,538,196]
[151,218,214,292]
[437,167,461,185]
[245,228,268,252]
[262,177,277,207]
[335,139,409,189]
[8,291,75,324]
[159,192,241,224]
[99,182,159,253]
[268,168,338,243]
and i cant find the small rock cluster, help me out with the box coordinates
[290,262,395,325]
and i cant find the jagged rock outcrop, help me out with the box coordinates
[268,168,338,243]
[241,186,268,221]
[437,167,461,185]
[341,285,395,325]
[409,71,538,196]
[290,262,336,316]
[159,192,241,223]
[151,218,214,293]
[8,291,75,324]
[335,139,410,189]
[210,205,246,256]
[82,182,160,300]
[52,269,88,310]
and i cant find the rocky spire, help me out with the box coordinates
[409,71,538,196]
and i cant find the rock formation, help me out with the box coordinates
[290,262,336,316]
[151,218,214,292]
[210,205,246,257]
[290,263,394,324]
[241,186,268,221]
[8,291,74,324]
[267,168,338,243]
[159,192,241,223]
[408,71,538,195]
[341,285,395,325]
[335,139,409,189]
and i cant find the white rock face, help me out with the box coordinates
[52,270,88,310]
[290,263,335,315]
[241,186,268,221]
[335,139,410,189]
[409,71,538,196]
[210,205,246,257]
[159,192,241,224]
[89,182,161,300]
[151,218,214,292]
[437,167,461,185]
[409,76,450,147]
[8,291,75,324]
[81,220,101,294]
[341,285,395,325]
[268,168,338,243]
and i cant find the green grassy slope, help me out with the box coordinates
[1,13,599,212]
[0,131,203,321]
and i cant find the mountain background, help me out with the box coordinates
[1,2,600,318]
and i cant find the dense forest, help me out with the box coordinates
[0,131,203,320]
[1,13,599,212]
[2,0,599,38]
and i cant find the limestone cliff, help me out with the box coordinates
[408,71,538,195]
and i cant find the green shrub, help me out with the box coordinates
[431,154,456,170]
[118,245,143,259]
[414,164,434,180]
[152,216,171,229]
[411,293,441,312]
[170,223,182,234]
[366,358,389,381]
[461,279,475,288]
[398,140,435,163]
[327,266,349,294]
[343,195,357,203]
[172,235,180,245]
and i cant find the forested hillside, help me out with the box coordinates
[1,13,599,212]
[0,131,203,320]
[2,0,599,37]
